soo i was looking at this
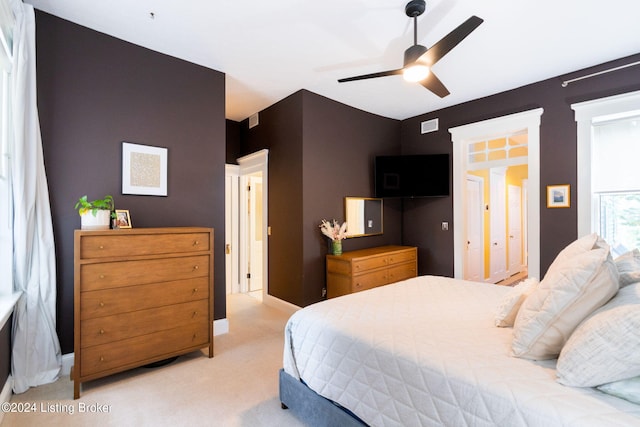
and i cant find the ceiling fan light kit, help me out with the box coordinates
[338,0,483,98]
[403,64,430,82]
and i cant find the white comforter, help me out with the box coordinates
[283,275,640,426]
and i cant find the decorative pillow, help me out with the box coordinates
[495,277,538,327]
[511,246,619,360]
[545,233,607,277]
[597,376,640,404]
[615,249,640,288]
[556,283,640,387]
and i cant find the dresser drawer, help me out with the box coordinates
[80,323,210,377]
[387,249,416,265]
[80,277,209,320]
[387,262,418,283]
[81,299,208,348]
[353,255,388,273]
[80,232,210,259]
[80,255,210,291]
[353,269,388,292]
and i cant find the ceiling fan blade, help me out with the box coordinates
[338,69,403,83]
[418,15,483,66]
[420,71,450,98]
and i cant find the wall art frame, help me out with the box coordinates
[547,184,570,208]
[122,142,168,196]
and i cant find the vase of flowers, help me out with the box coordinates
[319,219,347,255]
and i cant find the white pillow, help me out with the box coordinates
[494,277,538,327]
[597,376,640,404]
[615,249,640,288]
[512,246,619,360]
[556,283,640,387]
[546,233,607,277]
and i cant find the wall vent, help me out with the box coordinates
[421,118,439,134]
[248,113,259,129]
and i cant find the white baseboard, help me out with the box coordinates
[61,353,74,379]
[0,374,13,424]
[214,318,229,336]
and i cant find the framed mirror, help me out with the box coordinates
[345,197,383,237]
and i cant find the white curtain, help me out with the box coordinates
[10,0,61,393]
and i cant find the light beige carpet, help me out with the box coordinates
[3,293,306,426]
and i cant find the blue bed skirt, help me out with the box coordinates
[279,369,367,427]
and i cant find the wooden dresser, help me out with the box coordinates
[326,245,417,298]
[73,227,214,399]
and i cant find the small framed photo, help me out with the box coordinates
[547,184,570,208]
[114,209,132,229]
[122,142,168,196]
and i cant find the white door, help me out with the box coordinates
[247,175,263,292]
[225,165,240,294]
[465,175,484,281]
[508,184,523,276]
[489,168,508,283]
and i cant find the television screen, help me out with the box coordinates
[374,154,450,198]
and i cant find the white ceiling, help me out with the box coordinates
[25,0,640,122]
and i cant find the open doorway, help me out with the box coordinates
[225,150,269,302]
[451,109,543,283]
[465,164,528,284]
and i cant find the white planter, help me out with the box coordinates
[80,209,111,230]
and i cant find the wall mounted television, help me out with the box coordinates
[374,154,450,198]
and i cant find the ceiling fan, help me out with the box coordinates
[338,0,483,98]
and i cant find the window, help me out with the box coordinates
[591,115,640,255]
[573,91,640,250]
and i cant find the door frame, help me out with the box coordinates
[225,164,240,295]
[450,108,543,281]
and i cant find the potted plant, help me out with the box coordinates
[319,219,348,255]
[74,195,115,230]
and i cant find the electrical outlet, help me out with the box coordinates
[321,287,327,298]
[441,221,449,231]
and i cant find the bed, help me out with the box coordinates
[280,235,640,426]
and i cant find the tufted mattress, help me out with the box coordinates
[283,275,640,426]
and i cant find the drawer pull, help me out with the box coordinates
[99,245,104,250]
[193,265,199,271]
[192,333,198,340]
[99,329,105,335]
[192,311,198,318]
[99,301,105,307]
[193,240,200,246]
[193,288,199,294]
[99,356,104,362]
[99,274,105,279]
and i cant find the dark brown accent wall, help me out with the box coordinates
[36,12,227,354]
[242,90,401,306]
[400,53,640,277]
[0,317,10,389]
[226,120,242,164]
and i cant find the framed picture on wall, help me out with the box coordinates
[114,209,132,228]
[547,184,570,208]
[122,142,168,196]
